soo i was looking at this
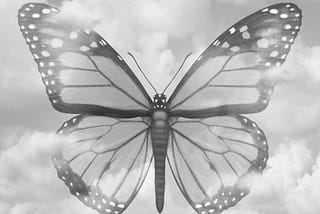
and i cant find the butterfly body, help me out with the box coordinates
[18,2,302,214]
[151,94,169,213]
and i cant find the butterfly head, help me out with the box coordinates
[153,94,167,109]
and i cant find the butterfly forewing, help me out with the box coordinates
[167,115,267,214]
[168,3,302,117]
[53,115,153,214]
[18,3,152,117]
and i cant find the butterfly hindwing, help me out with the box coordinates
[18,3,152,117]
[167,115,267,214]
[53,115,153,214]
[168,3,302,117]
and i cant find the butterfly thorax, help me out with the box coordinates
[152,93,167,109]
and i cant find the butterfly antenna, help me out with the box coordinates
[162,52,192,94]
[127,52,158,94]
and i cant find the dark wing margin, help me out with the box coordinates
[52,115,153,214]
[167,115,268,214]
[18,3,152,117]
[168,3,302,118]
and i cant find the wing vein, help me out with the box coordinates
[111,130,149,198]
[87,55,149,110]
[170,56,232,110]
[174,132,209,198]
[172,128,223,154]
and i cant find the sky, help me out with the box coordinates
[1,0,320,214]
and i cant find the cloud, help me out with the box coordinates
[53,0,216,93]
[0,130,98,214]
[1,1,320,214]
[254,40,320,141]
[1,130,319,214]
[0,132,65,202]
[225,138,320,214]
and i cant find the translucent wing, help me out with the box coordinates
[53,115,153,214]
[168,3,302,117]
[167,115,268,214]
[18,3,152,117]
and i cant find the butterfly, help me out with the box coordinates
[18,2,302,214]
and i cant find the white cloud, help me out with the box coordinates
[0,132,66,201]
[250,40,320,144]
[225,139,320,214]
[55,0,215,93]
[1,1,320,214]
[2,130,320,214]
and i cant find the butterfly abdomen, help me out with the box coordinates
[151,111,169,213]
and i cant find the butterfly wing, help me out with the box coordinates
[18,3,152,117]
[168,3,302,117]
[167,115,267,214]
[53,115,152,214]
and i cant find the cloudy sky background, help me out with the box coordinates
[1,0,320,213]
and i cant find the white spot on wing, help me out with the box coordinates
[80,46,90,52]
[242,31,250,39]
[257,38,269,48]
[69,31,78,39]
[32,13,40,18]
[269,9,279,14]
[261,8,269,12]
[117,55,123,61]
[239,25,248,32]
[41,50,50,57]
[270,50,279,57]
[195,204,202,208]
[51,38,63,48]
[230,46,240,52]
[51,8,58,12]
[117,204,125,208]
[90,41,98,48]
[42,8,50,14]
[281,53,287,59]
[28,24,36,29]
[280,13,288,19]
[285,24,292,29]
[222,42,229,48]
[229,27,236,34]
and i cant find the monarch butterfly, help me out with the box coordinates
[18,2,302,214]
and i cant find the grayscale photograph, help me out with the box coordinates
[0,0,319,214]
